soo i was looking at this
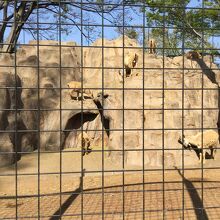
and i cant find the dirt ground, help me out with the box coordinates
[1,148,220,219]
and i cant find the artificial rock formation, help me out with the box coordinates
[0,36,219,168]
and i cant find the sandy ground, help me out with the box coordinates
[1,148,220,219]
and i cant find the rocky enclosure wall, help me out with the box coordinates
[0,37,219,168]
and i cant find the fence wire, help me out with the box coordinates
[0,1,220,220]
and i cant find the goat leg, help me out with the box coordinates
[199,152,203,163]
[82,147,86,156]
[86,143,92,155]
[76,91,79,101]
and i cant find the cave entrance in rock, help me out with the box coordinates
[62,112,98,149]
[65,112,98,130]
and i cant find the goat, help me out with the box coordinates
[67,81,93,101]
[186,51,202,60]
[78,132,92,156]
[178,130,218,164]
[124,53,138,77]
[148,39,156,54]
[185,51,202,68]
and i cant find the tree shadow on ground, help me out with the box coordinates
[174,166,209,220]
[49,169,85,220]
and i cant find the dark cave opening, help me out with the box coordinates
[62,95,111,150]
[65,112,98,130]
[62,112,98,149]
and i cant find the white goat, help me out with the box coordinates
[67,81,93,101]
[124,53,139,77]
[78,132,92,156]
[178,130,219,163]
[148,39,156,54]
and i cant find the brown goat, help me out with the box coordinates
[148,39,156,54]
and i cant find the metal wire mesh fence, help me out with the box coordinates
[0,0,220,219]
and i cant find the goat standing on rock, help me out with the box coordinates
[185,51,202,68]
[148,39,156,54]
[67,81,93,101]
[178,130,218,164]
[185,51,202,60]
[123,53,138,77]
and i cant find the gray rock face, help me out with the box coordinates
[0,71,24,167]
[0,41,86,166]
[0,37,219,168]
[0,133,16,167]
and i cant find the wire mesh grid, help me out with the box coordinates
[0,1,220,219]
